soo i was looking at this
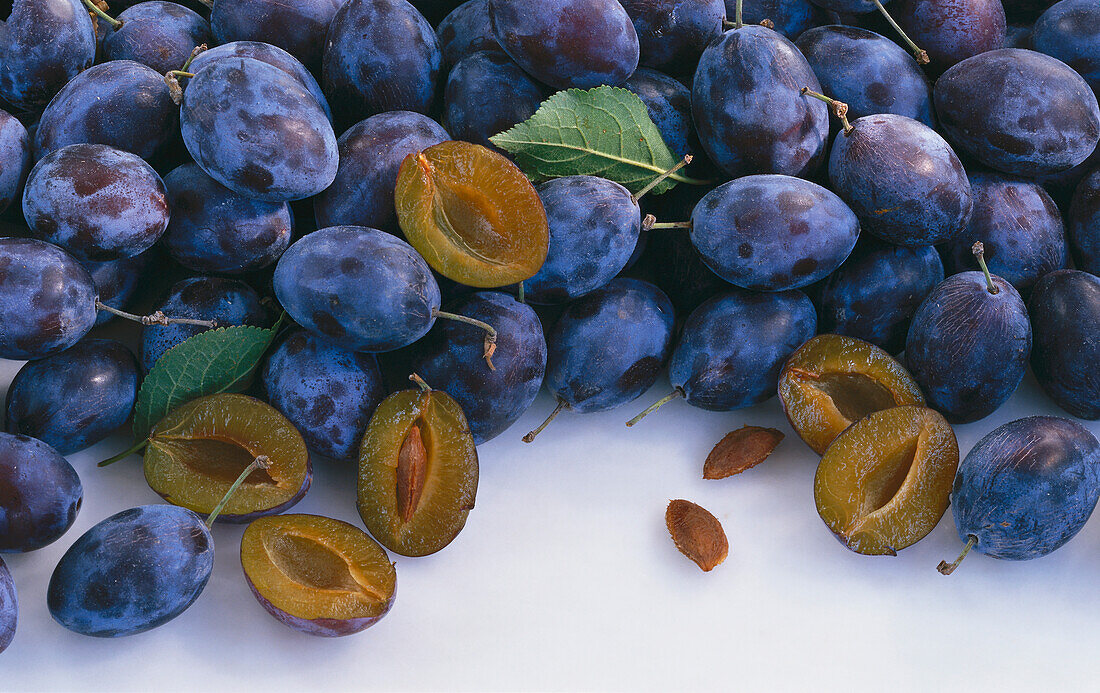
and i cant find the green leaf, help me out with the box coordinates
[489,87,709,195]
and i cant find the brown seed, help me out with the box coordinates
[703,426,785,479]
[665,499,728,572]
[396,423,428,522]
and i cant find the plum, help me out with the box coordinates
[437,0,499,67]
[1032,0,1100,96]
[620,0,725,70]
[1068,166,1100,275]
[737,0,826,39]
[1029,269,1100,419]
[0,110,29,216]
[102,2,211,75]
[0,433,82,552]
[623,68,702,163]
[897,0,1006,74]
[443,51,544,153]
[83,249,158,327]
[0,0,96,111]
[211,0,342,74]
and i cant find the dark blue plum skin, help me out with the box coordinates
[814,239,944,354]
[47,505,213,638]
[182,57,338,202]
[692,25,829,178]
[545,278,674,413]
[940,172,1068,293]
[620,0,725,70]
[5,339,139,455]
[795,26,934,127]
[527,176,641,304]
[690,174,859,291]
[437,0,500,67]
[669,289,816,411]
[322,0,441,130]
[273,226,441,353]
[737,0,826,40]
[906,272,1031,423]
[488,0,640,89]
[33,60,178,162]
[1033,0,1100,96]
[211,0,342,74]
[1069,166,1100,274]
[409,292,547,444]
[1005,23,1032,48]
[806,0,883,12]
[641,225,727,320]
[897,0,1006,74]
[0,111,29,215]
[829,114,972,247]
[0,557,14,653]
[0,432,82,552]
[1029,269,1100,419]
[951,416,1100,561]
[314,112,449,231]
[103,2,211,75]
[141,276,271,372]
[23,144,170,262]
[0,0,96,111]
[623,68,700,162]
[0,238,97,361]
[84,249,157,326]
[262,329,385,460]
[935,49,1100,176]
[164,163,292,275]
[444,51,544,152]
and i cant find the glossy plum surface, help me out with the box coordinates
[444,51,543,152]
[211,0,342,74]
[0,0,96,111]
[1031,0,1100,95]
[84,249,157,326]
[623,68,700,162]
[0,432,82,552]
[1029,269,1100,419]
[1068,165,1100,274]
[103,2,211,75]
[437,0,499,66]
[0,111,28,215]
[737,0,825,39]
[620,0,725,70]
[897,0,1006,73]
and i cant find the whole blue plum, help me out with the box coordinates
[5,339,139,455]
[0,111,29,215]
[444,51,543,152]
[103,2,211,74]
[948,417,1100,565]
[814,238,943,354]
[181,57,338,202]
[488,0,640,89]
[692,25,828,178]
[33,60,178,161]
[314,112,449,231]
[437,0,500,67]
[0,432,82,552]
[323,0,441,129]
[1029,269,1100,419]
[0,238,97,361]
[623,68,701,163]
[1068,165,1100,274]
[0,557,14,653]
[620,0,725,70]
[164,163,292,275]
[934,49,1100,176]
[409,291,547,444]
[141,276,271,371]
[796,26,934,127]
[84,249,158,326]
[23,144,169,262]
[211,0,342,74]
[940,172,1068,293]
[273,226,442,353]
[897,0,1006,74]
[262,330,385,460]
[690,174,859,291]
[737,0,826,40]
[828,114,972,247]
[0,0,96,111]
[1033,0,1100,95]
[47,505,214,638]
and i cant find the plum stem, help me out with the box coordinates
[181,44,207,72]
[648,220,692,230]
[972,241,999,295]
[81,0,122,29]
[523,399,567,443]
[97,438,149,467]
[432,308,498,371]
[206,455,271,527]
[632,155,693,204]
[735,0,743,28]
[642,214,656,231]
[626,388,684,427]
[800,87,854,135]
[409,373,432,392]
[872,0,929,65]
[164,71,194,104]
[517,281,525,304]
[724,18,773,29]
[95,300,219,328]
[937,535,977,575]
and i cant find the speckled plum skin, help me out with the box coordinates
[22,144,170,263]
[444,51,543,152]
[6,339,138,455]
[488,0,640,89]
[951,417,1100,561]
[274,226,442,353]
[0,238,97,361]
[182,57,338,202]
[690,174,859,291]
[323,0,442,129]
[211,0,342,74]
[940,172,1068,293]
[0,432,82,552]
[692,25,828,178]
[103,2,211,74]
[620,0,725,70]
[670,289,816,411]
[243,570,392,637]
[33,60,178,161]
[437,0,500,67]
[0,111,29,215]
[164,163,292,275]
[828,114,972,247]
[47,505,213,638]
[898,0,1006,74]
[141,276,271,372]
[526,176,641,304]
[0,0,96,111]
[1033,0,1100,96]
[1069,166,1100,275]
[906,272,1031,424]
[314,112,449,231]
[935,49,1100,176]
[84,249,157,326]
[546,279,674,413]
[1029,270,1100,419]
[796,26,934,127]
[737,0,825,39]
[623,68,700,161]
[410,292,547,444]
[0,557,14,652]
[815,239,943,354]
[262,330,385,460]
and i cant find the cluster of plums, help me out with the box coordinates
[0,0,1099,652]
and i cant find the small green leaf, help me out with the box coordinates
[490,86,709,195]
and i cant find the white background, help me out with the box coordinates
[2,355,1100,692]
